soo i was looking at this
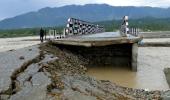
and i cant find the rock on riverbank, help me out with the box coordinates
[0,45,39,95]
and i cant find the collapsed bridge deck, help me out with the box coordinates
[51,32,142,47]
[51,32,142,72]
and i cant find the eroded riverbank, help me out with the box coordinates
[0,39,170,99]
[39,42,163,99]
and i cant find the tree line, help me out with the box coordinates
[0,17,170,38]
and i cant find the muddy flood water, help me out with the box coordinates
[87,47,170,90]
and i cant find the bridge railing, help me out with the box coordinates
[129,28,139,36]
[48,29,65,40]
[120,16,140,37]
[64,18,105,37]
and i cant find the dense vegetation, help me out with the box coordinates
[0,18,170,38]
[0,27,64,38]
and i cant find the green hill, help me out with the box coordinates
[0,18,170,38]
[0,4,170,29]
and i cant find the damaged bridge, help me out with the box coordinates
[50,17,142,71]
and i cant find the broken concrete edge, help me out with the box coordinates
[138,37,170,47]
[0,50,44,97]
[139,43,170,47]
[51,37,142,47]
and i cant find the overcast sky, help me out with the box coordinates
[0,0,170,20]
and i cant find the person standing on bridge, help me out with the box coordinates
[40,28,44,43]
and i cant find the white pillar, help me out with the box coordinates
[132,43,138,71]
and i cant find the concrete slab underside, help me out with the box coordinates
[51,32,141,71]
[55,43,138,71]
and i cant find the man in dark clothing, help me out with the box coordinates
[40,28,44,42]
[44,30,47,40]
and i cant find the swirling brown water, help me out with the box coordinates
[87,47,170,90]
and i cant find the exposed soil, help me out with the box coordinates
[0,40,169,100]
[39,42,164,100]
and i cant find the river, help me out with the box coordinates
[0,36,40,52]
[87,47,170,90]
